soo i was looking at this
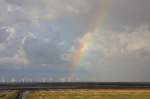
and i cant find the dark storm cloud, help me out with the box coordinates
[24,37,67,64]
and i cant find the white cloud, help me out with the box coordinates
[0,27,31,65]
[5,27,16,41]
[66,26,150,70]
[22,32,36,45]
[90,26,150,57]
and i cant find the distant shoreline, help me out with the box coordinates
[0,82,150,90]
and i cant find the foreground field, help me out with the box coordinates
[0,91,18,99]
[27,89,150,99]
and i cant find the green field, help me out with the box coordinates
[0,91,18,99]
[27,89,150,99]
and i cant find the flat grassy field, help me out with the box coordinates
[0,91,18,99]
[27,89,150,99]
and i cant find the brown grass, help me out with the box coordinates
[27,89,150,99]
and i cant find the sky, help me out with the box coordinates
[0,0,150,82]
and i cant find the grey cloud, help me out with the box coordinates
[72,26,150,81]
[86,55,150,82]
[0,64,71,82]
[24,37,67,65]
[104,0,150,30]
[0,0,150,28]
[0,28,9,43]
[3,0,96,25]
[0,21,83,65]
[0,0,150,82]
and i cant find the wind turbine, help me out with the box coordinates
[42,77,46,83]
[11,78,15,83]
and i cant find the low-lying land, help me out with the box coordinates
[27,89,150,99]
[0,91,18,99]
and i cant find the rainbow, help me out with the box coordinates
[71,32,93,67]
[70,0,112,69]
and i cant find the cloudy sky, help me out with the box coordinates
[0,0,150,82]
